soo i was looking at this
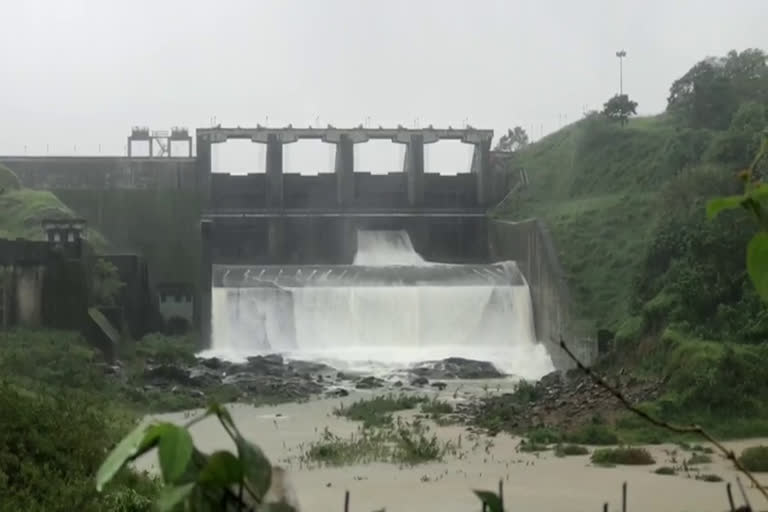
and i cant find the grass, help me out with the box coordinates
[687,453,713,465]
[738,446,768,472]
[591,447,655,465]
[302,418,453,467]
[554,444,589,457]
[334,394,427,429]
[0,188,107,247]
[564,423,620,446]
[421,398,454,416]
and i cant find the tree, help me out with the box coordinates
[494,126,529,152]
[602,94,638,126]
[667,48,768,129]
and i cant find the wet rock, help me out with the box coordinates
[431,381,447,391]
[410,357,503,379]
[393,381,403,387]
[326,388,350,398]
[355,376,386,389]
[144,364,193,385]
[411,376,429,387]
[199,357,224,370]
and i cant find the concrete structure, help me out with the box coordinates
[128,126,192,158]
[489,218,595,369]
[196,126,498,209]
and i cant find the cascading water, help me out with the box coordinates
[206,230,554,379]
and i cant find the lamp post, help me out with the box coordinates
[616,50,627,95]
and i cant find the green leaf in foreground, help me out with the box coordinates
[156,482,196,512]
[96,422,151,491]
[747,232,768,303]
[706,195,744,219]
[473,490,503,512]
[199,450,244,486]
[237,437,272,499]
[158,424,195,483]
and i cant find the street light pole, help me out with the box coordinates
[616,50,627,95]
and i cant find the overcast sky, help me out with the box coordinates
[1,0,766,173]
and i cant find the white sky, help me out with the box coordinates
[1,0,766,174]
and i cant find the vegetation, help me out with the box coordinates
[334,393,426,429]
[421,397,454,416]
[0,188,107,247]
[554,444,589,457]
[303,418,452,467]
[602,94,638,126]
[739,446,768,472]
[590,447,655,466]
[495,126,529,152]
[0,163,21,191]
[687,453,712,465]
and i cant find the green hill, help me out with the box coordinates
[0,188,107,248]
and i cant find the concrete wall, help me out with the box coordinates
[489,218,595,369]
[0,157,198,190]
[15,265,44,326]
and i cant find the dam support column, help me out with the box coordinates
[335,134,355,207]
[199,219,213,349]
[267,217,284,262]
[470,139,492,206]
[265,134,284,208]
[403,134,425,207]
[195,134,212,207]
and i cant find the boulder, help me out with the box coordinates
[355,376,386,389]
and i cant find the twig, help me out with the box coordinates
[727,482,736,512]
[603,502,608,512]
[344,490,350,512]
[498,479,504,512]
[559,338,768,503]
[737,477,753,512]
[622,481,627,512]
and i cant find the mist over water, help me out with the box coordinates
[205,230,554,380]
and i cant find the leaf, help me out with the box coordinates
[158,425,195,484]
[208,402,238,435]
[155,482,196,511]
[236,437,272,500]
[706,195,744,219]
[199,450,243,486]
[473,490,503,512]
[96,422,152,491]
[747,232,768,303]
[749,184,768,203]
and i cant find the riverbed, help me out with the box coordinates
[134,383,768,512]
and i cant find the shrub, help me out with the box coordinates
[421,398,453,416]
[335,394,426,429]
[565,423,620,445]
[687,453,712,465]
[739,446,768,472]
[526,427,562,445]
[554,444,589,457]
[697,474,724,482]
[591,447,655,465]
[654,466,676,475]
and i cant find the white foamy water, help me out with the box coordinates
[205,230,554,380]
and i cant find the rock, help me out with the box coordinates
[143,364,193,385]
[410,357,503,379]
[431,381,447,391]
[411,376,429,387]
[199,357,224,370]
[188,366,222,387]
[326,388,350,398]
[393,381,403,387]
[355,376,386,389]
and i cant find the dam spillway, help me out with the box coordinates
[208,230,554,379]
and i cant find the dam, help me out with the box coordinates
[0,125,587,372]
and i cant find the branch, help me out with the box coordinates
[559,338,768,504]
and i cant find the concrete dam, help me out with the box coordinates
[1,125,585,373]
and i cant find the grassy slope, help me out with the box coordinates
[0,188,107,248]
[493,114,683,330]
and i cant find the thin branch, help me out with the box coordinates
[559,338,768,503]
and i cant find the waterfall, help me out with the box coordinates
[208,230,554,379]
